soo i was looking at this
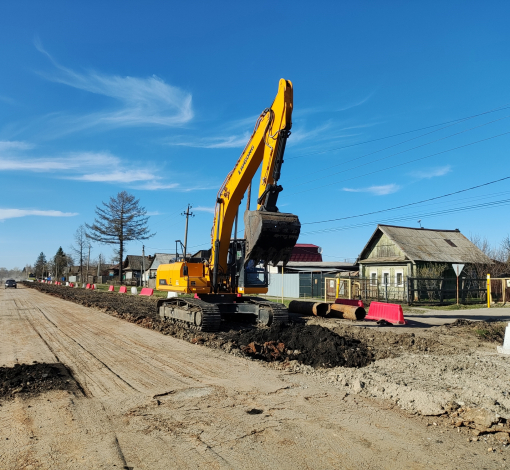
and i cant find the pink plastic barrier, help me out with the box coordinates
[335,298,364,307]
[108,285,115,292]
[139,288,154,296]
[365,302,406,325]
[119,286,127,293]
[86,284,91,289]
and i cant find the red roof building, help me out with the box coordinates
[289,244,323,262]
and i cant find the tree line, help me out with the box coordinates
[30,191,154,281]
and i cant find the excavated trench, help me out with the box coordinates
[23,283,375,369]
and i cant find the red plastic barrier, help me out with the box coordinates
[86,284,91,289]
[335,298,364,307]
[139,288,154,296]
[90,284,95,290]
[69,283,74,288]
[119,286,127,293]
[365,302,406,325]
[108,285,115,292]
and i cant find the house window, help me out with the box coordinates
[383,272,389,285]
[396,272,403,286]
[370,272,377,285]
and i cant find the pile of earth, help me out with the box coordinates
[23,281,157,318]
[23,282,373,369]
[224,322,374,368]
[440,318,507,343]
[0,363,82,400]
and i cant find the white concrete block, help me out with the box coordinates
[167,291,178,298]
[131,287,138,295]
[497,322,510,355]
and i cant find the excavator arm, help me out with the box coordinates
[210,79,300,292]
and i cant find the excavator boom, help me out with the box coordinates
[210,79,300,289]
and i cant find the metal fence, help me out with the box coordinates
[330,276,491,305]
[407,277,487,305]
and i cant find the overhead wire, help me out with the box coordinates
[288,129,510,195]
[301,176,510,225]
[286,103,510,160]
[292,114,510,189]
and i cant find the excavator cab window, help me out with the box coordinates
[230,240,268,289]
[244,260,267,286]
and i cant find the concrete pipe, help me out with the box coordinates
[288,300,331,317]
[329,303,366,321]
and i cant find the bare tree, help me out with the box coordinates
[85,191,155,283]
[469,234,509,278]
[70,225,89,282]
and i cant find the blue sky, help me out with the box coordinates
[1,1,510,268]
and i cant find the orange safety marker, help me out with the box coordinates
[364,301,406,325]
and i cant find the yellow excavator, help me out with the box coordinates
[156,79,300,331]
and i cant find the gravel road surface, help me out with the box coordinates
[1,286,507,469]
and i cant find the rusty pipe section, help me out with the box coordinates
[288,300,331,317]
[329,303,366,321]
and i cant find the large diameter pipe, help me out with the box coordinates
[288,300,331,317]
[329,303,366,321]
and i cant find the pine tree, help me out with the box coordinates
[35,252,47,278]
[85,191,155,282]
[53,247,68,280]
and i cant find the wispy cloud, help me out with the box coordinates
[71,170,158,183]
[34,39,193,133]
[0,208,78,221]
[410,165,452,179]
[343,184,400,196]
[169,132,251,149]
[0,149,119,171]
[193,206,215,214]
[336,92,375,112]
[0,140,35,152]
[133,181,180,190]
[0,145,185,190]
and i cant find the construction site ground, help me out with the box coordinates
[2,285,510,469]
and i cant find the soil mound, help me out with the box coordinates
[442,319,507,343]
[0,363,82,400]
[226,323,374,368]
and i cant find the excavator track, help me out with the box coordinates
[157,297,222,332]
[247,298,289,324]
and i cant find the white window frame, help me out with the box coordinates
[395,269,404,287]
[370,271,378,286]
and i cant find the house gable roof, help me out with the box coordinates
[123,255,153,271]
[358,224,490,264]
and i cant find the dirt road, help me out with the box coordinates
[0,286,506,469]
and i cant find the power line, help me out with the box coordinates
[289,130,510,195]
[301,176,510,225]
[286,104,510,160]
[301,197,510,236]
[292,114,510,188]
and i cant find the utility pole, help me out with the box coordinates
[182,204,194,261]
[86,244,91,286]
[97,254,101,283]
[142,245,145,287]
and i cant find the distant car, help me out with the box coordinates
[5,279,17,289]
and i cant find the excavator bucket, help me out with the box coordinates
[244,210,301,266]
